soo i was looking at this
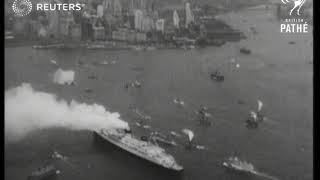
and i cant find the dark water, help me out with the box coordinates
[5,8,312,180]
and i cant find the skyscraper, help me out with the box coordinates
[173,10,180,29]
[155,19,164,33]
[185,2,194,28]
[134,9,143,30]
[114,0,122,16]
[103,0,112,10]
[97,4,104,17]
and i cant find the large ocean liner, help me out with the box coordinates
[93,128,183,172]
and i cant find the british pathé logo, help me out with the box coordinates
[280,0,308,33]
[281,0,306,16]
[12,0,32,17]
[12,0,85,17]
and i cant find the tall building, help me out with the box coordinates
[173,10,180,29]
[185,2,194,28]
[102,0,122,16]
[81,12,93,40]
[103,0,112,9]
[155,19,164,33]
[134,9,143,30]
[146,0,156,12]
[140,0,146,10]
[130,0,146,11]
[114,0,122,16]
[142,15,154,32]
[97,4,104,18]
[47,10,60,38]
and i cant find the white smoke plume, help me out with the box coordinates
[257,100,263,112]
[5,83,129,142]
[53,68,75,85]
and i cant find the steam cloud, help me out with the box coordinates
[5,83,129,142]
[53,68,75,85]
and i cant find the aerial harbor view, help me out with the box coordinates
[5,0,313,180]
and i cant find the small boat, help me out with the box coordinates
[124,80,142,89]
[51,151,68,161]
[133,81,141,88]
[84,88,93,93]
[32,45,49,49]
[28,165,58,180]
[88,75,98,80]
[50,60,57,65]
[32,44,64,49]
[170,131,182,137]
[5,35,14,40]
[240,48,251,54]
[135,122,151,129]
[223,157,280,180]
[223,157,255,174]
[173,98,185,106]
[151,134,177,146]
[245,110,264,129]
[210,72,224,82]
[246,118,259,129]
[143,125,151,129]
[195,145,206,150]
[101,61,109,65]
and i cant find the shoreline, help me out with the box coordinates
[4,37,239,50]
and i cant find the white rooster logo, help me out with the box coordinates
[281,0,306,16]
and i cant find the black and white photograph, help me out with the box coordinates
[5,0,313,180]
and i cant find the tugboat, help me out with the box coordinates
[246,100,265,129]
[173,98,185,106]
[210,71,224,82]
[223,156,280,180]
[93,128,183,172]
[245,111,259,129]
[222,157,255,174]
[240,47,251,54]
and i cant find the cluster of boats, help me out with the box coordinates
[92,92,264,175]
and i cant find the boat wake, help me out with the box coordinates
[252,171,280,180]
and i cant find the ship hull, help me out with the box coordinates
[93,131,183,173]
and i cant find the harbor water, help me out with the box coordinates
[5,7,312,180]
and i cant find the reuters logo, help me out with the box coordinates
[12,0,32,17]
